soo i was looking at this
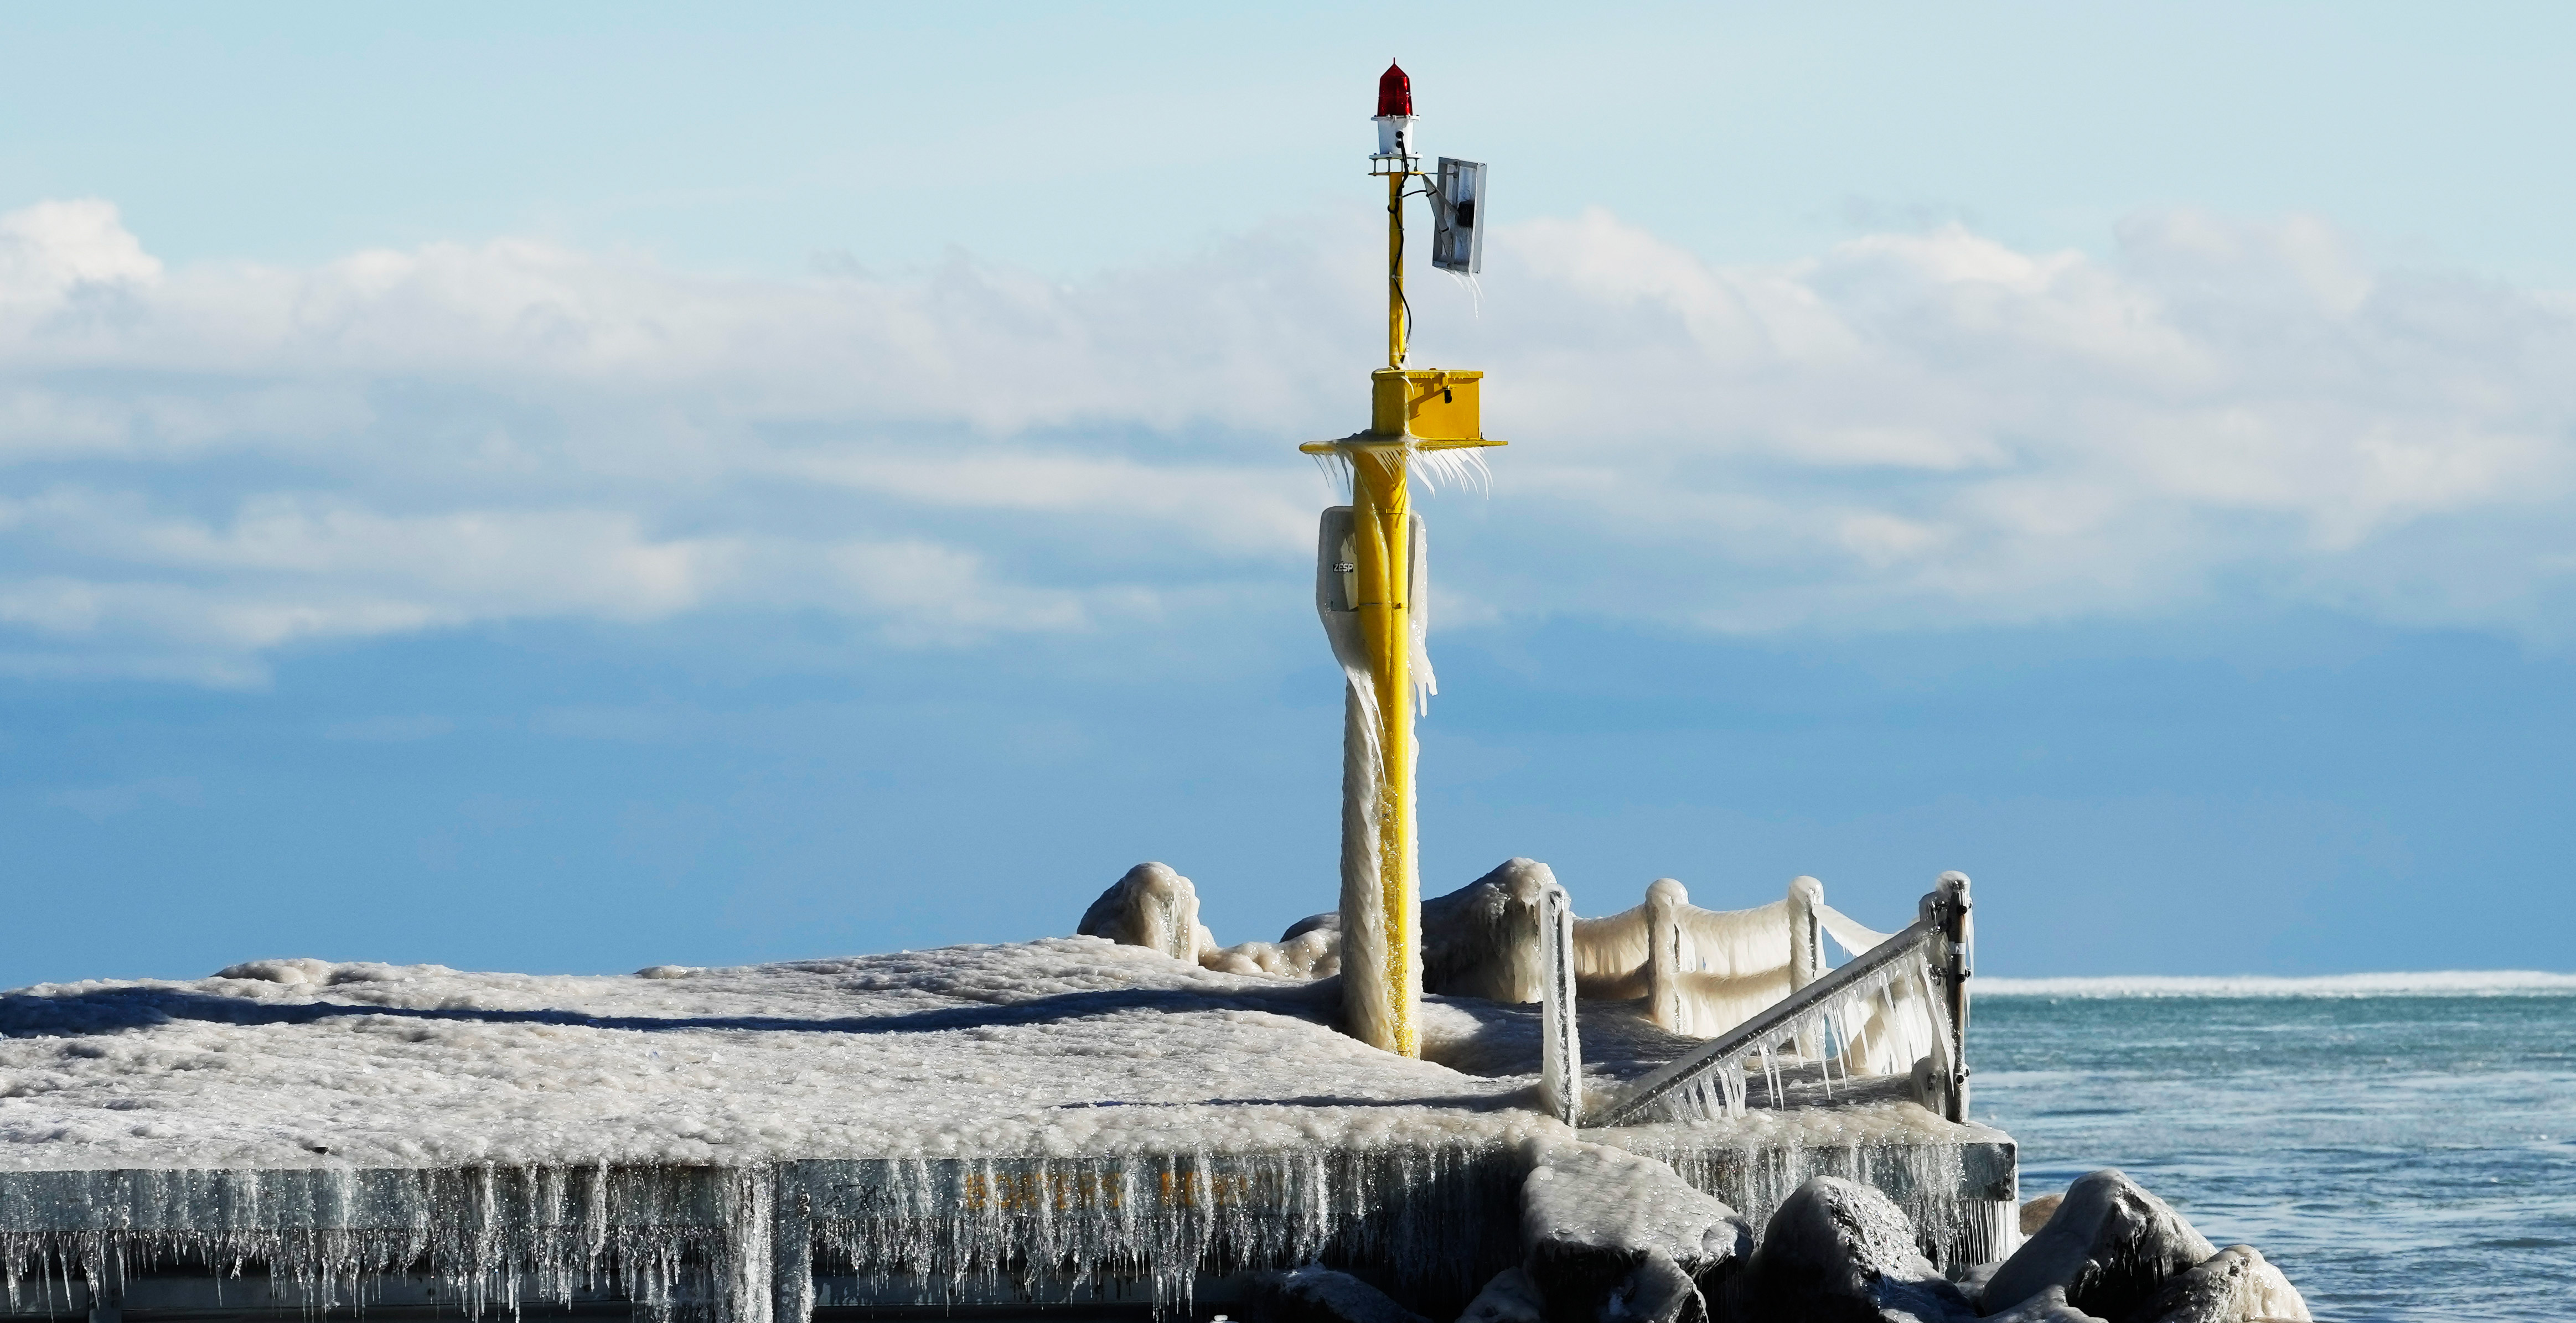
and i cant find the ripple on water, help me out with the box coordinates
[1974,990,2576,1323]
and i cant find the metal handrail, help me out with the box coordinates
[1582,872,1973,1129]
[1585,920,1932,1127]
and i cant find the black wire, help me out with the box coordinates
[1390,182,1424,365]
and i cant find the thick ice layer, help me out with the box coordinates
[0,1165,763,1322]
[0,940,2013,1319]
[0,939,1549,1171]
[1600,1095,2021,1270]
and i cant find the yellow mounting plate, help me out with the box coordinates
[1297,368,1508,452]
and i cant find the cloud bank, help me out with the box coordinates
[6,196,2575,682]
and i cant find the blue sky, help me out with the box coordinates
[7,3,2575,985]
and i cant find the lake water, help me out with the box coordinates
[1972,977,2576,1322]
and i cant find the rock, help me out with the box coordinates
[214,957,335,985]
[1077,862,1207,963]
[1984,1285,2108,1322]
[1605,1251,1705,1323]
[2020,1192,2064,1236]
[1951,1258,2003,1310]
[1422,859,1554,1002]
[1252,1264,1429,1323]
[1718,1175,1976,1323]
[1521,1140,1751,1322]
[1981,1171,2216,1321]
[1455,1267,1545,1323]
[1192,914,1341,980]
[1272,914,1344,978]
[2127,1246,2309,1323]
[1201,942,1277,976]
[1284,912,1340,942]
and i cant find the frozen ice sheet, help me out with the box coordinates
[1,938,1999,1176]
[0,940,1553,1171]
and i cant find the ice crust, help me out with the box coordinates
[0,939,2011,1320]
[0,938,1543,1172]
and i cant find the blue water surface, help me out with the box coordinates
[1971,991,2576,1322]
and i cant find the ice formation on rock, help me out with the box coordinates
[1251,1263,1429,1323]
[1614,1107,2019,1273]
[1718,1175,1977,1323]
[1078,863,1215,964]
[1979,1284,2106,1322]
[1982,1170,2217,1320]
[2127,1245,2310,1323]
[1420,860,1553,1004]
[1077,865,1339,979]
[1455,1267,1545,1323]
[1518,1139,1749,1323]
[1074,862,1932,1071]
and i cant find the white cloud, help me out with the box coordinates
[0,200,161,313]
[6,196,2576,681]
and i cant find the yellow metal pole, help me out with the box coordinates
[1359,168,1421,1057]
[1309,103,1504,1059]
[1306,76,1508,1055]
[1349,443,1417,1057]
[1388,172,1408,369]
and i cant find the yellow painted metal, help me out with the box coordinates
[1388,172,1408,369]
[1372,368,1489,443]
[1296,157,1506,1059]
[1349,442,1417,1057]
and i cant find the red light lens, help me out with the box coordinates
[1377,63,1413,118]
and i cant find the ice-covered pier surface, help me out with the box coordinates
[0,940,2013,1321]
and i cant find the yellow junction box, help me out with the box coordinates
[1372,367,1487,444]
[1299,368,1505,455]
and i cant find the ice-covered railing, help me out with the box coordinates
[1549,873,1974,1129]
[1567,874,1896,1039]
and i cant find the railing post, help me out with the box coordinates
[1539,881,1584,1125]
[1787,875,1826,1058]
[1934,870,1973,1124]
[1644,878,1687,1033]
[1786,875,1825,992]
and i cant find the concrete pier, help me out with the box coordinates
[0,1133,2013,1322]
[0,942,2015,1321]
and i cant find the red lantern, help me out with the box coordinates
[1373,61,1417,158]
